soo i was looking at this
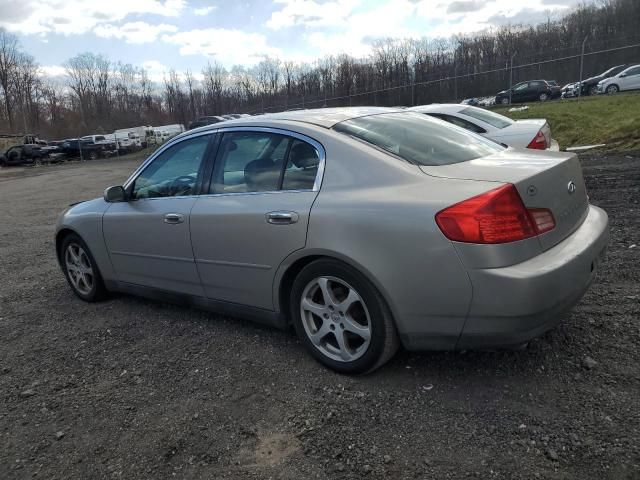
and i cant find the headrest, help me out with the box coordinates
[289,142,319,169]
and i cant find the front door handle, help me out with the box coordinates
[266,211,299,225]
[164,213,184,224]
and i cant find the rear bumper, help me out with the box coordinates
[456,204,609,349]
[547,139,560,151]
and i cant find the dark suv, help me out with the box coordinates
[495,80,561,105]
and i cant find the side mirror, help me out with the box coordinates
[104,185,127,202]
[619,73,627,78]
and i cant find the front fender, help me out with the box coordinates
[55,198,115,282]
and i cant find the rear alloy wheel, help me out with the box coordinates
[291,259,398,374]
[539,93,549,101]
[61,234,108,302]
[606,85,619,94]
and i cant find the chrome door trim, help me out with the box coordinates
[123,126,326,195]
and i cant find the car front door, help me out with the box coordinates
[102,132,214,296]
[620,66,640,90]
[511,82,529,102]
[190,128,324,310]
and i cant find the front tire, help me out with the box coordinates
[606,84,619,94]
[539,92,549,101]
[290,259,399,374]
[500,97,509,105]
[60,233,108,302]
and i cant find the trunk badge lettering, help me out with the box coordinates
[567,181,577,194]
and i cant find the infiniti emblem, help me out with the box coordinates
[567,181,576,194]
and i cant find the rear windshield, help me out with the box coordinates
[333,112,504,166]
[460,106,513,129]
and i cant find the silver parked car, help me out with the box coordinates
[408,104,560,151]
[56,108,609,373]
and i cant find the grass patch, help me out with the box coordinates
[493,92,640,152]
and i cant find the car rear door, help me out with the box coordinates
[189,127,324,310]
[102,132,215,296]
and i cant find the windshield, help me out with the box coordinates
[333,112,504,166]
[460,106,513,129]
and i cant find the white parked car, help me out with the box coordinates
[408,104,559,151]
[597,64,640,94]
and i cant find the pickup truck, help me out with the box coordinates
[0,144,47,166]
[61,138,117,160]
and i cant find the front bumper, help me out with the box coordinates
[456,204,609,349]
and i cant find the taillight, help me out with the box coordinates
[435,184,555,244]
[527,130,547,150]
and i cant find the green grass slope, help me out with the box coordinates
[493,92,640,151]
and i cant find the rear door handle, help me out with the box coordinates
[164,213,184,224]
[266,211,299,225]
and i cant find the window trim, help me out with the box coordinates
[203,126,326,197]
[123,130,216,199]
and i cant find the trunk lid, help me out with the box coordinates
[420,149,589,251]
[490,119,549,148]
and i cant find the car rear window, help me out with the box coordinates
[460,106,513,129]
[333,112,504,166]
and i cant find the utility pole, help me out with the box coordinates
[509,52,517,104]
[578,34,589,100]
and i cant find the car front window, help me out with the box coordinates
[334,112,504,166]
[132,135,210,199]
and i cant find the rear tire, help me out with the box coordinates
[60,233,108,302]
[290,259,399,374]
[539,93,549,101]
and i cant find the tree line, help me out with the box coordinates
[0,0,639,140]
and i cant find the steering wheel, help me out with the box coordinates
[169,175,196,196]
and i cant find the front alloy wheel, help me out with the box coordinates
[606,85,619,94]
[65,243,94,296]
[60,233,108,302]
[539,93,549,101]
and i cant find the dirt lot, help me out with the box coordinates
[0,152,638,479]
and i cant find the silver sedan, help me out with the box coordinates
[56,108,609,373]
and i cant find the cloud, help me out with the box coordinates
[266,0,360,29]
[39,65,67,78]
[0,0,186,36]
[446,0,487,14]
[162,28,282,66]
[194,6,217,16]
[142,60,169,82]
[94,22,178,44]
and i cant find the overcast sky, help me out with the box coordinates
[0,0,584,81]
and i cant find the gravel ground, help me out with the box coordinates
[0,152,638,479]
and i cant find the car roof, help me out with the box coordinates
[191,107,403,131]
